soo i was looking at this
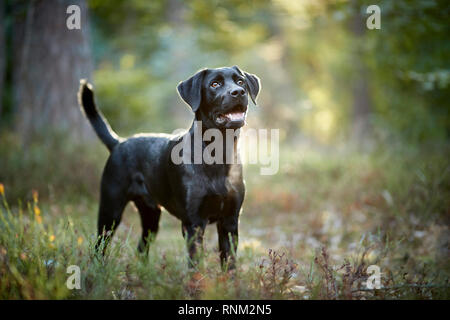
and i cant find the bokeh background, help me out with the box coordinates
[0,0,449,299]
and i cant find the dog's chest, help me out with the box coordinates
[200,164,241,197]
[203,173,230,196]
[200,194,227,222]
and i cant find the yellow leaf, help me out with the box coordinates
[77,237,83,245]
[0,183,4,196]
[34,205,41,216]
[49,235,55,242]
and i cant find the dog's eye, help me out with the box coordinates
[237,79,244,86]
[211,81,220,88]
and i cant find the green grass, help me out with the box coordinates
[0,137,449,299]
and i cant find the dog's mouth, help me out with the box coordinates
[217,111,246,122]
[215,105,247,128]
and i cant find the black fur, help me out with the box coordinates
[78,79,120,152]
[78,67,261,268]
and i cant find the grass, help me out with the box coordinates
[0,135,449,299]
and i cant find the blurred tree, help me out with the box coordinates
[349,0,372,143]
[366,0,450,143]
[0,1,5,118]
[11,0,94,141]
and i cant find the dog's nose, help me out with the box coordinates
[230,88,245,97]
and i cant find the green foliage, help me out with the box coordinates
[366,0,450,143]
[0,130,106,202]
[82,0,450,144]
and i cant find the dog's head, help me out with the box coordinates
[177,66,260,129]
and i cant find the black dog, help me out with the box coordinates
[78,66,260,268]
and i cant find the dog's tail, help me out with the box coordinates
[78,79,120,152]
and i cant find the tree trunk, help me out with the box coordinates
[350,1,372,143]
[12,0,94,141]
[0,1,5,119]
[352,61,372,141]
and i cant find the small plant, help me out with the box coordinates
[257,249,298,299]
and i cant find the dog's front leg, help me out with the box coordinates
[217,215,239,270]
[182,220,207,268]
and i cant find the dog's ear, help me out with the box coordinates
[177,69,207,112]
[233,66,261,105]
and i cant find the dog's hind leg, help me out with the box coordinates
[134,198,161,254]
[95,183,128,255]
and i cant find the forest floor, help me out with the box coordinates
[0,135,449,299]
